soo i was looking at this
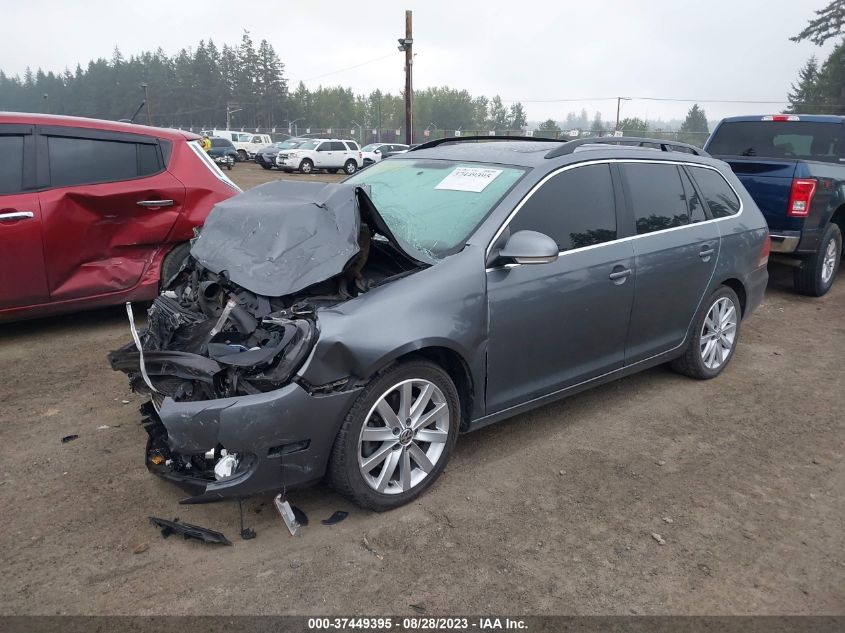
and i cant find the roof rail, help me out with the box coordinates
[409,135,565,152]
[544,136,709,159]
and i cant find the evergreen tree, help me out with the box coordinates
[507,102,527,132]
[791,0,845,45]
[679,104,709,146]
[787,57,822,113]
[591,111,605,133]
[537,119,561,137]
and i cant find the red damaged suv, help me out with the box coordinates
[0,113,239,322]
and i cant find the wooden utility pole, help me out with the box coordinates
[403,10,413,145]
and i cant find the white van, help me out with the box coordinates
[201,130,273,161]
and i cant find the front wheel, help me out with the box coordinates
[327,359,460,511]
[793,223,841,297]
[344,159,358,175]
[299,158,313,174]
[671,285,741,380]
[260,163,271,170]
[236,149,248,162]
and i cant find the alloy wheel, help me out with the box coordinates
[357,378,450,495]
[821,238,838,285]
[700,296,737,370]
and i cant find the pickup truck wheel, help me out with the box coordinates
[327,359,460,511]
[670,285,741,380]
[299,159,313,174]
[794,223,841,297]
[236,149,248,162]
[160,242,192,289]
[344,159,358,175]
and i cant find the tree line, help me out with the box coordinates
[0,31,527,134]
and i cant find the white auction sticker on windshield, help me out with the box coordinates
[435,167,503,193]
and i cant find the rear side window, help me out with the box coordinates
[689,166,741,218]
[345,141,359,151]
[48,136,161,187]
[680,169,707,223]
[331,141,348,151]
[706,121,843,163]
[0,135,24,194]
[622,163,690,235]
[509,164,617,251]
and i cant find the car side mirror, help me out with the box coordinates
[498,230,559,265]
[374,149,381,154]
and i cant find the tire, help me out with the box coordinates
[344,159,358,175]
[327,168,339,174]
[236,149,248,162]
[793,223,841,297]
[160,242,192,289]
[299,158,313,174]
[260,163,271,170]
[226,163,233,170]
[327,359,460,511]
[670,285,742,380]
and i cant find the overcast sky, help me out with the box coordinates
[1,0,837,123]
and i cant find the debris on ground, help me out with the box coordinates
[410,604,426,614]
[321,510,348,526]
[656,460,667,466]
[362,535,384,560]
[149,516,232,546]
[237,499,256,540]
[121,400,130,404]
[61,434,79,443]
[651,532,666,545]
[97,425,110,430]
[132,542,149,554]
[273,494,301,537]
[662,516,674,524]
[292,505,309,526]
[289,559,304,569]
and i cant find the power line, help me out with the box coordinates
[300,52,396,82]
[501,95,845,107]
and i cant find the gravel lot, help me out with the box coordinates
[1,163,842,615]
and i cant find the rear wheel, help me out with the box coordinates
[236,149,248,162]
[260,163,271,170]
[327,359,460,511]
[299,158,313,174]
[344,159,358,175]
[793,223,841,297]
[671,285,741,380]
[160,242,192,289]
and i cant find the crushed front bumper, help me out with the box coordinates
[141,381,361,503]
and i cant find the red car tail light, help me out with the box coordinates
[761,115,800,122]
[787,178,817,217]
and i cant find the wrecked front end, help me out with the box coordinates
[109,181,422,502]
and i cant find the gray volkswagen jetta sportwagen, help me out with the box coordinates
[110,136,770,510]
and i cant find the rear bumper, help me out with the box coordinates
[143,382,361,503]
[769,231,801,253]
[744,264,769,318]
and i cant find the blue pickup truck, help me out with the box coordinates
[705,115,844,296]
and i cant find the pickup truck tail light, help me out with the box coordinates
[759,234,771,267]
[787,178,817,217]
[762,115,800,122]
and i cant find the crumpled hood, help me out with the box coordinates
[190,181,362,297]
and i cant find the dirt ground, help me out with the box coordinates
[1,163,842,615]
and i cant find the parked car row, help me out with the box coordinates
[275,138,363,174]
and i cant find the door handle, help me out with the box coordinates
[608,268,632,281]
[699,246,715,259]
[137,199,174,208]
[0,211,34,221]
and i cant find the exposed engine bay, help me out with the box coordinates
[108,180,423,406]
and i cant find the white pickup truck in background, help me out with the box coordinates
[201,130,273,161]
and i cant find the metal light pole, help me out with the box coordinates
[140,83,152,125]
